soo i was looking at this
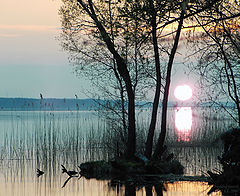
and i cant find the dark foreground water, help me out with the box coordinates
[0,108,237,195]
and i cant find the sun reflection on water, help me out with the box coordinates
[175,107,192,142]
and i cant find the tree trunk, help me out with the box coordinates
[145,1,161,159]
[77,0,136,158]
[124,78,136,158]
[152,0,187,160]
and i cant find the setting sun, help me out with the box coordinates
[174,85,192,101]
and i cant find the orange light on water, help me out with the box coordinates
[164,181,220,196]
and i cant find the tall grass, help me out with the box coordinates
[0,111,108,165]
[0,107,237,176]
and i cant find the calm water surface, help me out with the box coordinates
[0,108,236,195]
[0,158,221,196]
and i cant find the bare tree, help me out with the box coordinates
[59,0,227,160]
[60,0,159,158]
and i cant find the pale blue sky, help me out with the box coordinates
[0,0,91,99]
[0,65,92,98]
[0,0,196,100]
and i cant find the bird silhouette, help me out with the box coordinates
[37,168,44,177]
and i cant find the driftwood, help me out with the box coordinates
[61,165,81,188]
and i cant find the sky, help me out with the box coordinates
[0,0,92,99]
[0,0,196,101]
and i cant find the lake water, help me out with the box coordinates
[0,108,237,195]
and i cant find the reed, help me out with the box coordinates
[0,106,237,176]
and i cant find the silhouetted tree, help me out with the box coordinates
[59,0,228,159]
